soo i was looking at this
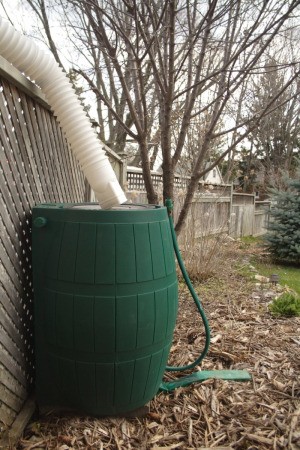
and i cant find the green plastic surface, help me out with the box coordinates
[32,203,178,416]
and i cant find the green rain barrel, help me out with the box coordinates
[32,203,178,415]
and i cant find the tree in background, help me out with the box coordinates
[264,163,300,265]
[245,54,300,189]
[2,0,300,234]
[223,39,300,192]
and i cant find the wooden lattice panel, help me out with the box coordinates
[0,75,85,427]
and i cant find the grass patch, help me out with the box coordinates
[240,236,262,245]
[238,236,263,252]
[254,261,300,295]
[235,263,256,280]
[237,236,300,294]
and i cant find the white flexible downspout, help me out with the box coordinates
[0,18,127,209]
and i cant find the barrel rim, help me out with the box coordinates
[33,202,163,210]
[32,202,168,223]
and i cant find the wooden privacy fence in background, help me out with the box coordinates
[126,169,270,238]
[254,200,271,236]
[231,194,270,237]
[0,57,88,430]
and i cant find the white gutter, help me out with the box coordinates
[0,18,127,209]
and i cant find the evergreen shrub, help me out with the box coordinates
[264,166,300,265]
[269,292,300,317]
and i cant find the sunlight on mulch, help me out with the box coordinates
[17,242,300,450]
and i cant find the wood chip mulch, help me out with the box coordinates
[16,242,300,450]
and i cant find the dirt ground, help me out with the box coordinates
[16,240,300,450]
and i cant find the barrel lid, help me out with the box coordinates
[71,203,159,211]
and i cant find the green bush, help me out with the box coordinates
[269,292,300,317]
[264,165,300,265]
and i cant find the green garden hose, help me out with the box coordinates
[165,199,211,372]
[160,199,251,391]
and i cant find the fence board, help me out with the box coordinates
[9,84,40,202]
[0,101,31,214]
[0,344,27,387]
[0,364,26,403]
[0,404,16,427]
[1,81,35,207]
[15,97,44,203]
[0,305,25,353]
[0,364,26,397]
[0,384,23,415]
[0,248,22,297]
[0,326,24,367]
[46,112,72,201]
[0,218,26,292]
[22,98,53,201]
[35,106,62,200]
[253,201,270,236]
[242,205,254,236]
[0,286,23,335]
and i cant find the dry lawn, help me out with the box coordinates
[17,241,300,450]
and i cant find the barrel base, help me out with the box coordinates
[38,404,149,418]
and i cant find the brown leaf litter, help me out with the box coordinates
[15,241,300,450]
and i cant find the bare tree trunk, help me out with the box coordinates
[139,140,158,204]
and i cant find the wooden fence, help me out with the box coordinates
[254,201,271,236]
[231,194,270,237]
[126,169,270,238]
[0,57,88,430]
[127,167,232,197]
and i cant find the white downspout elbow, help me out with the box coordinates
[0,18,127,209]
